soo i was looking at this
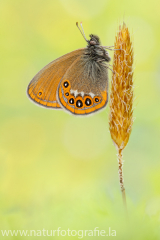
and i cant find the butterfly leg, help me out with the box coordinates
[103,45,115,48]
[103,46,122,51]
[107,65,115,74]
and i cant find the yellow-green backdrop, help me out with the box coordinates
[0,0,160,239]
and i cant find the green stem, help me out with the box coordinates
[118,148,128,215]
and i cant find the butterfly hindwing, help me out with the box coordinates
[58,56,108,115]
[27,49,85,108]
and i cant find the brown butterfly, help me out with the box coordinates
[27,22,113,115]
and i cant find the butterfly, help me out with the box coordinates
[27,22,113,115]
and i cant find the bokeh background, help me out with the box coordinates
[0,0,160,239]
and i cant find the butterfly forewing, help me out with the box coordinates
[27,49,85,108]
[58,56,108,115]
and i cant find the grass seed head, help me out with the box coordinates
[109,23,134,150]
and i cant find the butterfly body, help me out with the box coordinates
[27,33,111,115]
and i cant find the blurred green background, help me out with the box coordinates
[0,0,160,239]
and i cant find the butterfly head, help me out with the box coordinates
[89,34,100,46]
[76,22,101,46]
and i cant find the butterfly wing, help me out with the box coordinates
[57,56,109,115]
[27,49,85,108]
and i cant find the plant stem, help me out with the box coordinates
[118,148,127,213]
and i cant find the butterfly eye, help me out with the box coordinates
[90,40,96,45]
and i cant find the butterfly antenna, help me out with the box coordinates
[76,22,88,42]
[80,22,88,41]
